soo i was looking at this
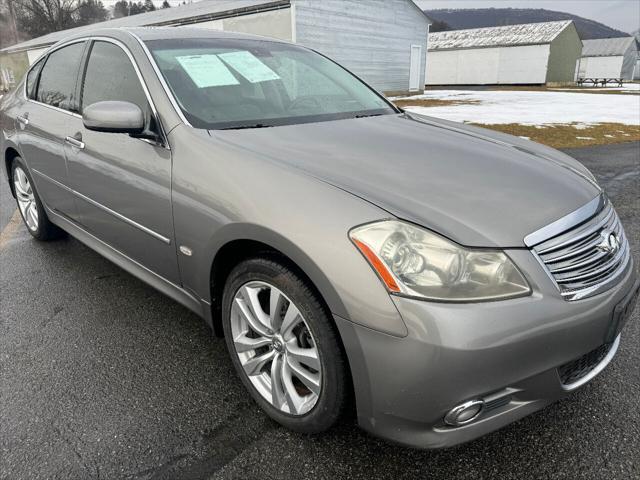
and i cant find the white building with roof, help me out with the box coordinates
[576,37,640,81]
[0,0,431,95]
[426,20,582,86]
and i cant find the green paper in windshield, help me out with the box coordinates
[176,54,239,88]
[219,51,280,83]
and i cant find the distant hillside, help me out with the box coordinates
[425,8,630,39]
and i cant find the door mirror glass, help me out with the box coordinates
[83,101,144,134]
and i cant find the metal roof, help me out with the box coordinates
[2,0,289,53]
[428,20,574,51]
[581,37,638,57]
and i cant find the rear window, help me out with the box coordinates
[37,42,85,111]
[25,57,45,100]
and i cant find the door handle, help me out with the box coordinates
[17,115,29,126]
[65,136,85,149]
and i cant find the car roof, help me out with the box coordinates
[48,26,290,50]
[122,26,288,43]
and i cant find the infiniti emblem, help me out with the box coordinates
[272,338,284,353]
[596,230,620,255]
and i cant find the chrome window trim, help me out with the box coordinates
[82,36,170,149]
[524,194,605,247]
[23,38,87,118]
[32,168,171,245]
[28,99,83,119]
[127,30,193,127]
[559,334,620,391]
[22,35,170,149]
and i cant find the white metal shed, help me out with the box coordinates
[577,37,640,81]
[1,0,430,95]
[426,21,582,86]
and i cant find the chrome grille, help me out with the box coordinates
[532,201,630,301]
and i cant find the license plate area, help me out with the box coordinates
[606,279,640,343]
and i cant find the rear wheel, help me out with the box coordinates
[11,157,65,241]
[222,257,348,433]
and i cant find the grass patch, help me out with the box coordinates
[393,98,481,108]
[472,123,640,149]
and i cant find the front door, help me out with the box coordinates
[65,39,180,284]
[409,45,422,92]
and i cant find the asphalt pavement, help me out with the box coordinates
[1,142,639,480]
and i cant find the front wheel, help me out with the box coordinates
[222,257,349,433]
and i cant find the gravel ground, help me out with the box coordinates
[1,142,638,480]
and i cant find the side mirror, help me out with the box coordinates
[83,101,144,134]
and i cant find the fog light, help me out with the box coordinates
[444,399,484,427]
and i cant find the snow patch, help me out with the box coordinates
[398,89,640,126]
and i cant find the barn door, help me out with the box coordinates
[575,57,587,80]
[409,45,422,91]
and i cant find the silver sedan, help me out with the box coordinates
[1,27,637,449]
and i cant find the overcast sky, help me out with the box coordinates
[416,0,640,33]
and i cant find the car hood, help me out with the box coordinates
[210,113,601,247]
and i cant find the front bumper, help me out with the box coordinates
[336,249,638,449]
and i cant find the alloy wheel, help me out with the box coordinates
[13,167,39,232]
[230,281,322,415]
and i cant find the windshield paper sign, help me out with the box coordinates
[219,51,280,83]
[176,54,240,88]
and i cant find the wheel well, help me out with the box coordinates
[209,238,356,416]
[209,239,332,338]
[5,147,20,197]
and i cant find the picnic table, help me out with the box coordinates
[577,78,624,88]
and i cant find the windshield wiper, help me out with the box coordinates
[354,113,383,119]
[219,123,274,130]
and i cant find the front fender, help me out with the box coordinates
[169,124,407,337]
[205,221,348,318]
[186,213,408,338]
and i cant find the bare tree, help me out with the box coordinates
[0,0,20,47]
[14,0,108,38]
[16,0,79,36]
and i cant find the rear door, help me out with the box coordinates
[64,39,179,284]
[17,41,86,215]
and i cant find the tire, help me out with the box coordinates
[222,256,348,434]
[11,157,65,241]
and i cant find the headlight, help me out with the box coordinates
[350,221,530,302]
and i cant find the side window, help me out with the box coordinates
[81,41,149,116]
[36,42,85,110]
[25,58,45,99]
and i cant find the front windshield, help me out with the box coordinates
[145,38,396,130]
